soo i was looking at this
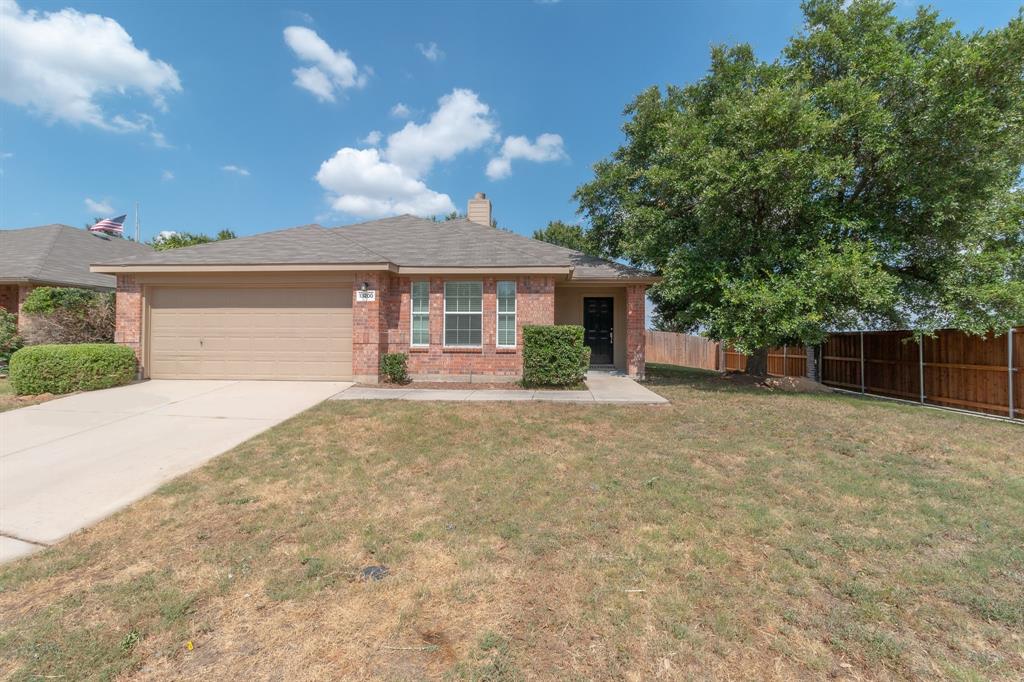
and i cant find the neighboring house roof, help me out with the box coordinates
[92,214,656,282]
[0,224,153,290]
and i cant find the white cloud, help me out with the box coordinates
[85,197,114,215]
[316,88,561,219]
[222,165,250,176]
[283,26,367,102]
[386,89,498,176]
[292,67,335,102]
[150,131,172,149]
[161,169,174,181]
[486,133,567,179]
[1,152,13,159]
[0,0,181,131]
[390,102,411,118]
[315,148,454,218]
[315,88,498,219]
[416,42,444,62]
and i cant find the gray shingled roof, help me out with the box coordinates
[93,214,655,281]
[0,224,153,289]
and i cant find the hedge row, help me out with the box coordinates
[8,344,137,395]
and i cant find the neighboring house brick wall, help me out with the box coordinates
[114,275,142,371]
[15,284,35,331]
[626,284,646,380]
[0,285,18,318]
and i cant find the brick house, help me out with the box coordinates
[92,194,657,383]
[0,225,152,328]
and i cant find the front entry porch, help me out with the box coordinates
[554,283,647,378]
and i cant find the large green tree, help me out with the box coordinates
[575,0,1024,375]
[150,229,236,251]
[532,220,601,256]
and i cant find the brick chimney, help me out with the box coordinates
[467,192,492,227]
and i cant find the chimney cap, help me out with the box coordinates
[474,192,487,199]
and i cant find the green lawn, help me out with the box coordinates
[1,367,1021,680]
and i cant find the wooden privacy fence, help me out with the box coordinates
[645,331,719,370]
[645,331,809,377]
[820,327,1022,419]
[646,327,1021,420]
[724,345,808,378]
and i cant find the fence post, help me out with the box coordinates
[1010,328,1015,420]
[783,345,788,376]
[918,335,926,404]
[859,332,865,393]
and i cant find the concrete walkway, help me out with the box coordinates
[332,370,667,404]
[0,379,350,563]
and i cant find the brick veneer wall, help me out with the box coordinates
[15,284,36,331]
[626,285,646,379]
[357,274,556,381]
[351,271,390,382]
[0,285,18,317]
[0,284,37,331]
[114,275,143,372]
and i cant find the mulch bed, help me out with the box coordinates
[360,381,527,391]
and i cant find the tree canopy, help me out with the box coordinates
[532,220,601,256]
[151,229,236,251]
[575,0,1024,357]
[435,211,499,229]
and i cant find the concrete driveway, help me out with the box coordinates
[0,379,350,563]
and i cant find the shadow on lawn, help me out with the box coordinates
[643,363,753,393]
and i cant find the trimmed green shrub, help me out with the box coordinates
[522,325,591,387]
[9,343,137,395]
[380,352,409,384]
[0,309,22,374]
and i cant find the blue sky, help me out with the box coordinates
[1,0,1019,241]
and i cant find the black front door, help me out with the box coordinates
[583,297,614,365]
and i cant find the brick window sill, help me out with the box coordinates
[409,346,430,353]
[496,347,519,354]
[443,347,483,354]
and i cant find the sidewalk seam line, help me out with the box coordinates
[0,532,50,548]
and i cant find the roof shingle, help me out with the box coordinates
[0,225,153,289]
[91,215,655,281]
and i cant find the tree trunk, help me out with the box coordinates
[746,346,769,378]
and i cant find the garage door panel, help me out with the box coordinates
[148,286,352,380]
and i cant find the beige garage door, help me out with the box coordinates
[148,287,352,380]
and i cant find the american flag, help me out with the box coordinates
[89,214,127,234]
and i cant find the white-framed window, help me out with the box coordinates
[444,281,482,347]
[411,280,430,346]
[496,280,516,347]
